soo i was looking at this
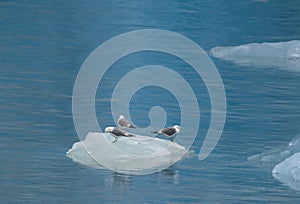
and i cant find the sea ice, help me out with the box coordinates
[210,40,300,71]
[247,134,300,166]
[66,132,188,175]
[272,153,300,190]
[248,134,300,190]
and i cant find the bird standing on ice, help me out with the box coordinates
[151,125,181,142]
[117,115,136,129]
[105,127,134,143]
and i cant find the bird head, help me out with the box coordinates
[105,127,115,133]
[173,125,181,132]
[119,115,125,120]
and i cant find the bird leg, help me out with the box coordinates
[111,135,118,143]
[112,137,118,143]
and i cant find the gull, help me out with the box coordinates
[105,127,134,143]
[151,125,181,142]
[117,115,136,129]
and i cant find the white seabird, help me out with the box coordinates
[151,125,181,142]
[117,115,136,129]
[105,127,134,143]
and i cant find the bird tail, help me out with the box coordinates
[151,131,160,134]
[127,133,135,137]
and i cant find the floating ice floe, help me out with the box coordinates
[66,132,189,175]
[248,134,300,190]
[272,153,300,190]
[210,40,300,71]
[247,134,300,166]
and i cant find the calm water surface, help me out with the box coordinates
[1,0,300,203]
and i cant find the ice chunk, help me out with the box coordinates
[247,134,300,166]
[66,132,188,175]
[272,153,300,190]
[66,139,105,169]
[210,40,300,71]
[248,134,300,190]
[247,148,291,167]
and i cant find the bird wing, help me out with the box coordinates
[111,128,126,136]
[118,118,130,127]
[161,127,176,136]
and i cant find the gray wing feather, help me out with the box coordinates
[111,128,126,136]
[111,128,134,137]
[118,118,130,126]
[161,127,176,136]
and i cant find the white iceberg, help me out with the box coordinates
[247,134,300,166]
[272,153,300,190]
[248,134,300,190]
[66,137,106,170]
[67,132,188,175]
[210,40,300,71]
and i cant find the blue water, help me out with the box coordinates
[1,0,300,203]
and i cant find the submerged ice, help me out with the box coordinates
[248,134,300,190]
[67,132,187,175]
[210,40,300,71]
[248,134,300,165]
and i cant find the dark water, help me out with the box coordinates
[1,0,300,203]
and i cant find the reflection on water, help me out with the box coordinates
[159,166,180,185]
[106,173,133,190]
[106,166,180,187]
